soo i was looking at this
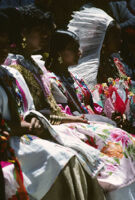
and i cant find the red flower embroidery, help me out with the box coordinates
[86,136,98,149]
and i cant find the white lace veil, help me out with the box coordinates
[68,7,113,88]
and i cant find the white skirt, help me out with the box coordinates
[10,135,74,200]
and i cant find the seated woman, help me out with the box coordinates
[42,29,135,199]
[3,6,135,199]
[92,19,135,133]
[45,30,109,118]
[68,7,135,133]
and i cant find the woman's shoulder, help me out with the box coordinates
[4,54,24,65]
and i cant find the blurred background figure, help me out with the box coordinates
[83,0,135,29]
[127,0,135,15]
[0,0,34,8]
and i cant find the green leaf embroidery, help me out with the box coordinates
[98,134,108,140]
[108,172,113,176]
[114,158,120,165]
[123,152,128,159]
[103,129,110,135]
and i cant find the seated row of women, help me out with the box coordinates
[0,5,135,200]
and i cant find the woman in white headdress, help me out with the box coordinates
[68,6,135,133]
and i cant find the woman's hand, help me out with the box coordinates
[61,115,89,124]
[29,117,42,131]
[21,117,44,136]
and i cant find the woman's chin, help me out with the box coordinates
[72,59,79,66]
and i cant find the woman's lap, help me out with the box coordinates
[43,156,105,200]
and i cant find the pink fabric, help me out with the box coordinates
[40,74,51,97]
[4,58,18,66]
[58,104,73,115]
[38,66,51,97]
[0,161,11,168]
[93,103,103,114]
[33,73,51,98]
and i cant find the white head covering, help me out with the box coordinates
[68,7,113,88]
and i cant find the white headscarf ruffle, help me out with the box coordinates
[68,7,113,88]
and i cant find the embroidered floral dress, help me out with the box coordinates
[52,120,135,191]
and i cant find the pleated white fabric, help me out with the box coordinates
[68,7,113,88]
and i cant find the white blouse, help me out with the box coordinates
[0,85,11,120]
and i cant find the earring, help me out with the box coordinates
[21,37,27,49]
[58,56,63,64]
[43,52,49,60]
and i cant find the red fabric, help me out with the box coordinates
[108,86,128,115]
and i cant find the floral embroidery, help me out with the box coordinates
[86,136,98,149]
[101,142,123,158]
[110,129,131,147]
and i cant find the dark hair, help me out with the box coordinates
[0,11,10,35]
[19,5,54,32]
[1,6,54,52]
[0,7,22,47]
[46,30,79,68]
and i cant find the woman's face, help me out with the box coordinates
[60,41,81,66]
[104,24,121,54]
[0,33,9,64]
[23,25,52,54]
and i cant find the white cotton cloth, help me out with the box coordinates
[106,181,135,200]
[0,85,11,120]
[10,136,74,200]
[68,7,113,88]
[3,164,19,200]
[31,55,45,71]
[24,110,104,177]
